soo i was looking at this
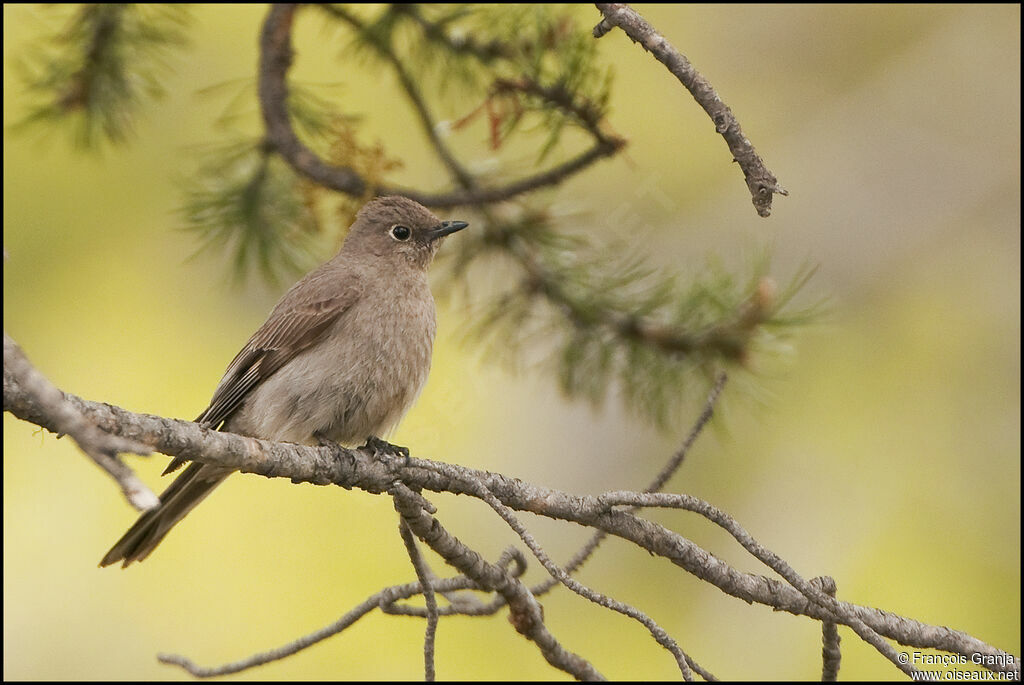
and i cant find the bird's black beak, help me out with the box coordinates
[429,220,469,241]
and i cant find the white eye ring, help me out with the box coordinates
[390,224,412,241]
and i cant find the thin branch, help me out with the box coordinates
[815,576,842,682]
[396,511,439,681]
[390,4,517,63]
[162,554,532,678]
[3,331,158,511]
[320,4,477,190]
[159,574,484,677]
[507,230,771,361]
[533,371,727,597]
[490,77,618,148]
[593,3,787,217]
[399,141,622,208]
[643,371,727,492]
[382,546,529,619]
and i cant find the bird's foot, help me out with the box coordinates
[364,436,411,467]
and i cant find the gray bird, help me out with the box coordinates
[101,196,468,567]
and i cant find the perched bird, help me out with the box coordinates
[101,196,468,567]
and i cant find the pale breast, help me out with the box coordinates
[225,271,437,445]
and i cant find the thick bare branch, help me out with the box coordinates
[4,365,1016,677]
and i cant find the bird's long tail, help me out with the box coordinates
[99,462,232,568]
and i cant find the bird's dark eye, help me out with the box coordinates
[390,224,411,241]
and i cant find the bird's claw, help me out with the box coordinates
[364,436,411,467]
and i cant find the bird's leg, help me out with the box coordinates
[364,435,411,467]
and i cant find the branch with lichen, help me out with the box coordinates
[4,359,1018,680]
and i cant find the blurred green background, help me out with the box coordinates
[3,4,1019,680]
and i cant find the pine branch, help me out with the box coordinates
[453,211,811,426]
[12,4,190,148]
[259,4,623,208]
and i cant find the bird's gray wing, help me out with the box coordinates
[163,273,363,475]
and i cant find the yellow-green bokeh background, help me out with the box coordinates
[4,4,1019,680]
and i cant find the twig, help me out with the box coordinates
[815,576,842,681]
[390,4,517,63]
[383,546,529,619]
[2,331,158,511]
[401,141,622,208]
[320,4,477,190]
[507,232,762,361]
[395,508,439,681]
[490,77,620,148]
[159,574,484,677]
[593,3,787,217]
